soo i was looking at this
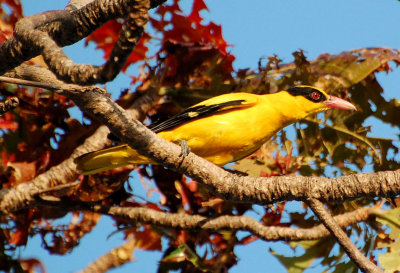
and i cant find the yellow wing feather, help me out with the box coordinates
[75,144,154,174]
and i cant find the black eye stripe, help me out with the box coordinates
[287,86,327,103]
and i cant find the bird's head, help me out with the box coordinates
[284,86,356,118]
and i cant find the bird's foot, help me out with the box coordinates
[177,140,191,158]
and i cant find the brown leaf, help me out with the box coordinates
[126,225,162,251]
[20,258,46,273]
[71,169,131,202]
[41,212,100,254]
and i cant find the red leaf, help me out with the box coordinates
[206,22,228,52]
[9,229,28,245]
[1,150,15,165]
[123,32,151,71]
[37,150,51,173]
[175,180,190,208]
[155,0,182,18]
[0,117,18,130]
[210,234,228,250]
[1,0,23,25]
[188,0,208,25]
[86,20,149,70]
[9,161,37,183]
[177,230,189,244]
[86,20,123,59]
[187,180,198,192]
[238,235,259,245]
[128,225,162,251]
[9,210,36,246]
[20,258,46,273]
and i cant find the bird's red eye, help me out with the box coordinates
[311,91,320,100]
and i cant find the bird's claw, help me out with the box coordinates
[177,140,191,158]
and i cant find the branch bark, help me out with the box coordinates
[13,0,149,84]
[1,0,165,84]
[0,69,162,214]
[0,76,399,214]
[307,198,383,273]
[35,199,377,242]
[96,204,376,242]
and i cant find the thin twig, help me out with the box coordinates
[0,76,64,91]
[306,198,383,273]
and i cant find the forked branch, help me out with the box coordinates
[307,198,383,273]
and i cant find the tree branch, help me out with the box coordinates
[102,205,376,242]
[35,200,376,242]
[307,198,383,273]
[0,0,164,81]
[13,0,150,85]
[77,238,136,273]
[60,85,400,206]
[0,75,399,214]
[0,69,162,214]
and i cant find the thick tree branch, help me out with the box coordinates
[307,198,383,273]
[13,0,150,85]
[0,70,162,214]
[67,0,97,11]
[0,125,109,213]
[67,0,166,11]
[0,0,164,82]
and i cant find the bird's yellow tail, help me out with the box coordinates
[74,144,153,174]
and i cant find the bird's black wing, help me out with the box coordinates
[149,100,247,133]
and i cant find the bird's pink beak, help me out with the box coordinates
[324,95,357,110]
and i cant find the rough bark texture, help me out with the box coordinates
[307,199,383,273]
[0,0,161,84]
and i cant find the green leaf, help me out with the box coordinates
[161,244,210,272]
[377,208,400,272]
[271,240,329,273]
[330,261,358,273]
[312,48,400,87]
[304,117,381,162]
[234,158,269,177]
[162,245,187,263]
[270,248,316,273]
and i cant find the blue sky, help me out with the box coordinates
[19,0,400,272]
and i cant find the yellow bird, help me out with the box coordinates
[75,86,356,174]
